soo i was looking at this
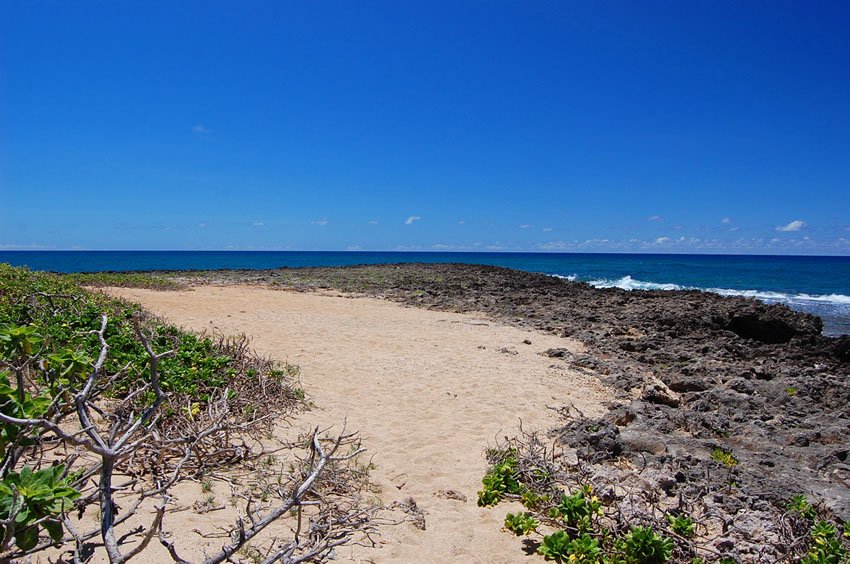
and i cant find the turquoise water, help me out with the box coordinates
[2,251,849,335]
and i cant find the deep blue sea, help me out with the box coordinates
[2,251,849,336]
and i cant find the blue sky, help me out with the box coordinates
[1,1,849,254]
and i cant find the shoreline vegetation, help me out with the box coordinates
[2,262,849,562]
[0,264,375,562]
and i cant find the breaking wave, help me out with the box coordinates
[582,275,850,307]
[587,275,684,292]
[566,274,850,335]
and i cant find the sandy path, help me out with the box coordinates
[108,285,610,563]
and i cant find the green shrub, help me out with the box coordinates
[789,494,817,520]
[567,533,601,562]
[504,512,538,536]
[666,513,695,538]
[801,520,848,563]
[548,486,602,533]
[538,530,571,561]
[617,526,673,563]
[0,465,80,551]
[477,449,522,506]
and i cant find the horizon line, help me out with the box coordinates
[2,249,849,258]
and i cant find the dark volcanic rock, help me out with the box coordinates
[835,337,850,362]
[724,310,820,344]
[543,347,572,358]
[550,418,623,461]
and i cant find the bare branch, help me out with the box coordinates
[200,427,366,564]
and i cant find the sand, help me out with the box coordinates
[105,285,611,563]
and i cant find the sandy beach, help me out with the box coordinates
[107,284,612,563]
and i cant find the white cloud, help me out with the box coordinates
[542,227,553,232]
[311,218,329,226]
[776,219,806,232]
[192,124,212,134]
[721,217,732,224]
[198,222,207,228]
[519,224,534,229]
[655,237,670,244]
[252,221,264,227]
[405,216,421,225]
[368,220,379,225]
[0,243,56,250]
[647,215,663,222]
[458,220,465,225]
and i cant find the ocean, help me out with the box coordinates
[2,251,849,336]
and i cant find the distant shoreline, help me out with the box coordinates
[4,250,849,334]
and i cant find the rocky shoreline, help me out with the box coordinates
[149,263,849,559]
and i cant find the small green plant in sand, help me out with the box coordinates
[520,488,550,510]
[504,512,538,536]
[666,513,695,539]
[477,448,522,506]
[537,530,571,561]
[538,531,602,563]
[548,486,602,534]
[615,526,674,563]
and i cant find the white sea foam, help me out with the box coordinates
[709,288,850,306]
[587,275,685,292]
[577,275,850,308]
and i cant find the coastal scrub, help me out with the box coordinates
[0,264,371,561]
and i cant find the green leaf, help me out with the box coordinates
[15,524,39,551]
[43,519,63,542]
[14,507,30,524]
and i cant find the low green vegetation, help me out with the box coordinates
[504,511,539,536]
[666,514,695,539]
[0,465,80,551]
[709,448,738,468]
[477,447,523,506]
[478,435,850,563]
[617,526,674,563]
[478,443,679,563]
[0,263,303,559]
[65,271,182,290]
[789,494,850,563]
